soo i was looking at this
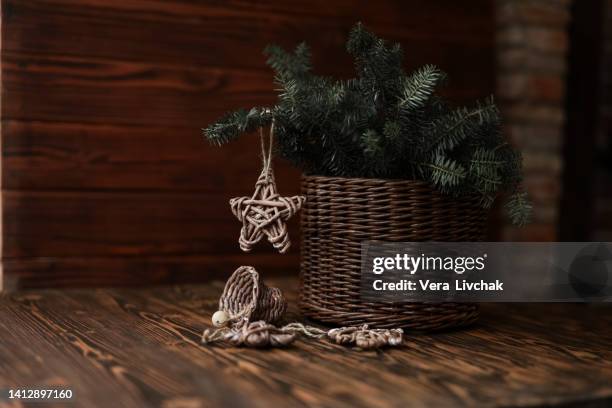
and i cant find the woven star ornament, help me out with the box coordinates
[230,126,305,254]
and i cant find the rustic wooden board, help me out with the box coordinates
[1,53,276,127]
[1,0,495,288]
[1,255,299,291]
[2,120,301,191]
[2,190,302,258]
[2,1,493,76]
[0,278,610,407]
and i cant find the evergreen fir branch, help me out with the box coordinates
[423,98,499,153]
[333,79,377,133]
[423,154,467,190]
[478,193,496,209]
[264,43,312,81]
[383,121,402,142]
[505,190,532,226]
[346,22,403,104]
[469,148,504,192]
[346,22,377,58]
[397,65,445,114]
[362,128,383,158]
[203,23,532,226]
[320,130,363,177]
[472,171,503,194]
[203,107,272,145]
[470,148,505,168]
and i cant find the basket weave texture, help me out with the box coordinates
[299,175,488,330]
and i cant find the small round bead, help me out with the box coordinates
[212,310,230,327]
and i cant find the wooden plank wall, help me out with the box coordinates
[1,0,495,289]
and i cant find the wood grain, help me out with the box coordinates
[2,120,302,191]
[1,0,495,288]
[2,1,493,75]
[1,254,299,291]
[0,278,610,407]
[2,53,276,127]
[2,190,301,258]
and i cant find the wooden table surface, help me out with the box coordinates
[1,278,611,408]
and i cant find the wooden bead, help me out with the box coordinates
[212,310,229,327]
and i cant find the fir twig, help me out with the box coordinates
[203,23,532,226]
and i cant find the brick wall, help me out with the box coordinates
[495,0,571,241]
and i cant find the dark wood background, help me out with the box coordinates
[561,0,612,242]
[1,0,495,289]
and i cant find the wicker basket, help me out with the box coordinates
[299,175,488,330]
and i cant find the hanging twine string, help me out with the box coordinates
[202,266,404,350]
[229,123,305,254]
[260,122,274,175]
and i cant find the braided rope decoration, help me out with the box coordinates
[230,124,305,254]
[202,266,404,350]
[328,325,403,348]
[217,265,287,325]
[203,321,297,347]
